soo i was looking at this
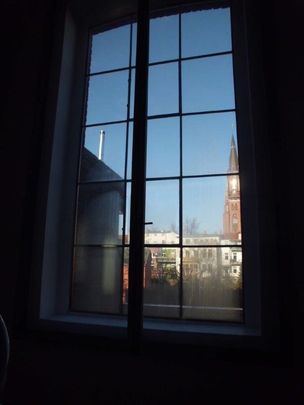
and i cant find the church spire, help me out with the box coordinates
[228,135,239,173]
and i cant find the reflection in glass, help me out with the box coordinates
[147,118,180,178]
[90,25,130,73]
[183,112,237,176]
[80,124,127,182]
[183,176,227,236]
[182,247,243,321]
[76,182,124,245]
[86,71,129,124]
[71,247,123,314]
[145,180,179,243]
[182,55,235,113]
[148,63,178,116]
[182,8,231,58]
[143,247,180,318]
[149,15,179,63]
[122,247,129,314]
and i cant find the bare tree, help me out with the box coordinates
[183,217,200,235]
[170,222,177,233]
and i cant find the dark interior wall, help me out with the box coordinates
[259,0,304,362]
[1,0,57,328]
[0,0,303,403]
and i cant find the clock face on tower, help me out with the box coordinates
[230,177,238,193]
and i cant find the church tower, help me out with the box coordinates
[223,136,241,240]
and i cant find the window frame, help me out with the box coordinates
[28,0,279,351]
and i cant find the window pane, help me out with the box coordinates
[182,55,235,113]
[148,63,178,116]
[86,70,129,124]
[183,112,238,176]
[149,15,179,63]
[131,23,137,67]
[143,247,180,318]
[145,180,179,243]
[183,176,238,238]
[129,68,136,119]
[147,118,180,178]
[80,124,127,182]
[124,182,131,243]
[183,175,242,245]
[71,247,123,314]
[76,182,125,245]
[126,122,133,180]
[182,247,243,321]
[90,25,130,73]
[122,247,129,314]
[182,8,231,58]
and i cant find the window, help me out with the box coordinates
[32,0,263,346]
[72,3,245,323]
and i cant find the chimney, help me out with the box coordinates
[98,129,105,160]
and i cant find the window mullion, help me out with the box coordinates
[120,24,134,315]
[178,12,184,319]
[128,0,150,351]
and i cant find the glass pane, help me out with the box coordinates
[131,23,137,67]
[149,14,179,63]
[124,182,131,243]
[182,55,235,113]
[145,180,179,243]
[90,25,130,73]
[122,247,129,314]
[86,70,129,124]
[71,247,123,314]
[182,8,231,58]
[143,247,180,318]
[183,112,238,176]
[183,176,242,243]
[129,68,136,119]
[148,63,178,116]
[76,182,125,245]
[182,247,243,321]
[147,118,180,178]
[126,122,133,180]
[80,124,127,182]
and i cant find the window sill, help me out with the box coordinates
[36,312,261,349]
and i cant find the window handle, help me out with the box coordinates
[144,222,153,225]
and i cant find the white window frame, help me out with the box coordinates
[28,0,280,351]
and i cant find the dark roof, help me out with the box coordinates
[81,148,122,182]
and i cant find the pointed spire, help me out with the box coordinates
[228,135,239,173]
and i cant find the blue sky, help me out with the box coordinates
[83,7,238,236]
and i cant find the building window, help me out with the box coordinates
[71,4,245,323]
[35,0,263,344]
